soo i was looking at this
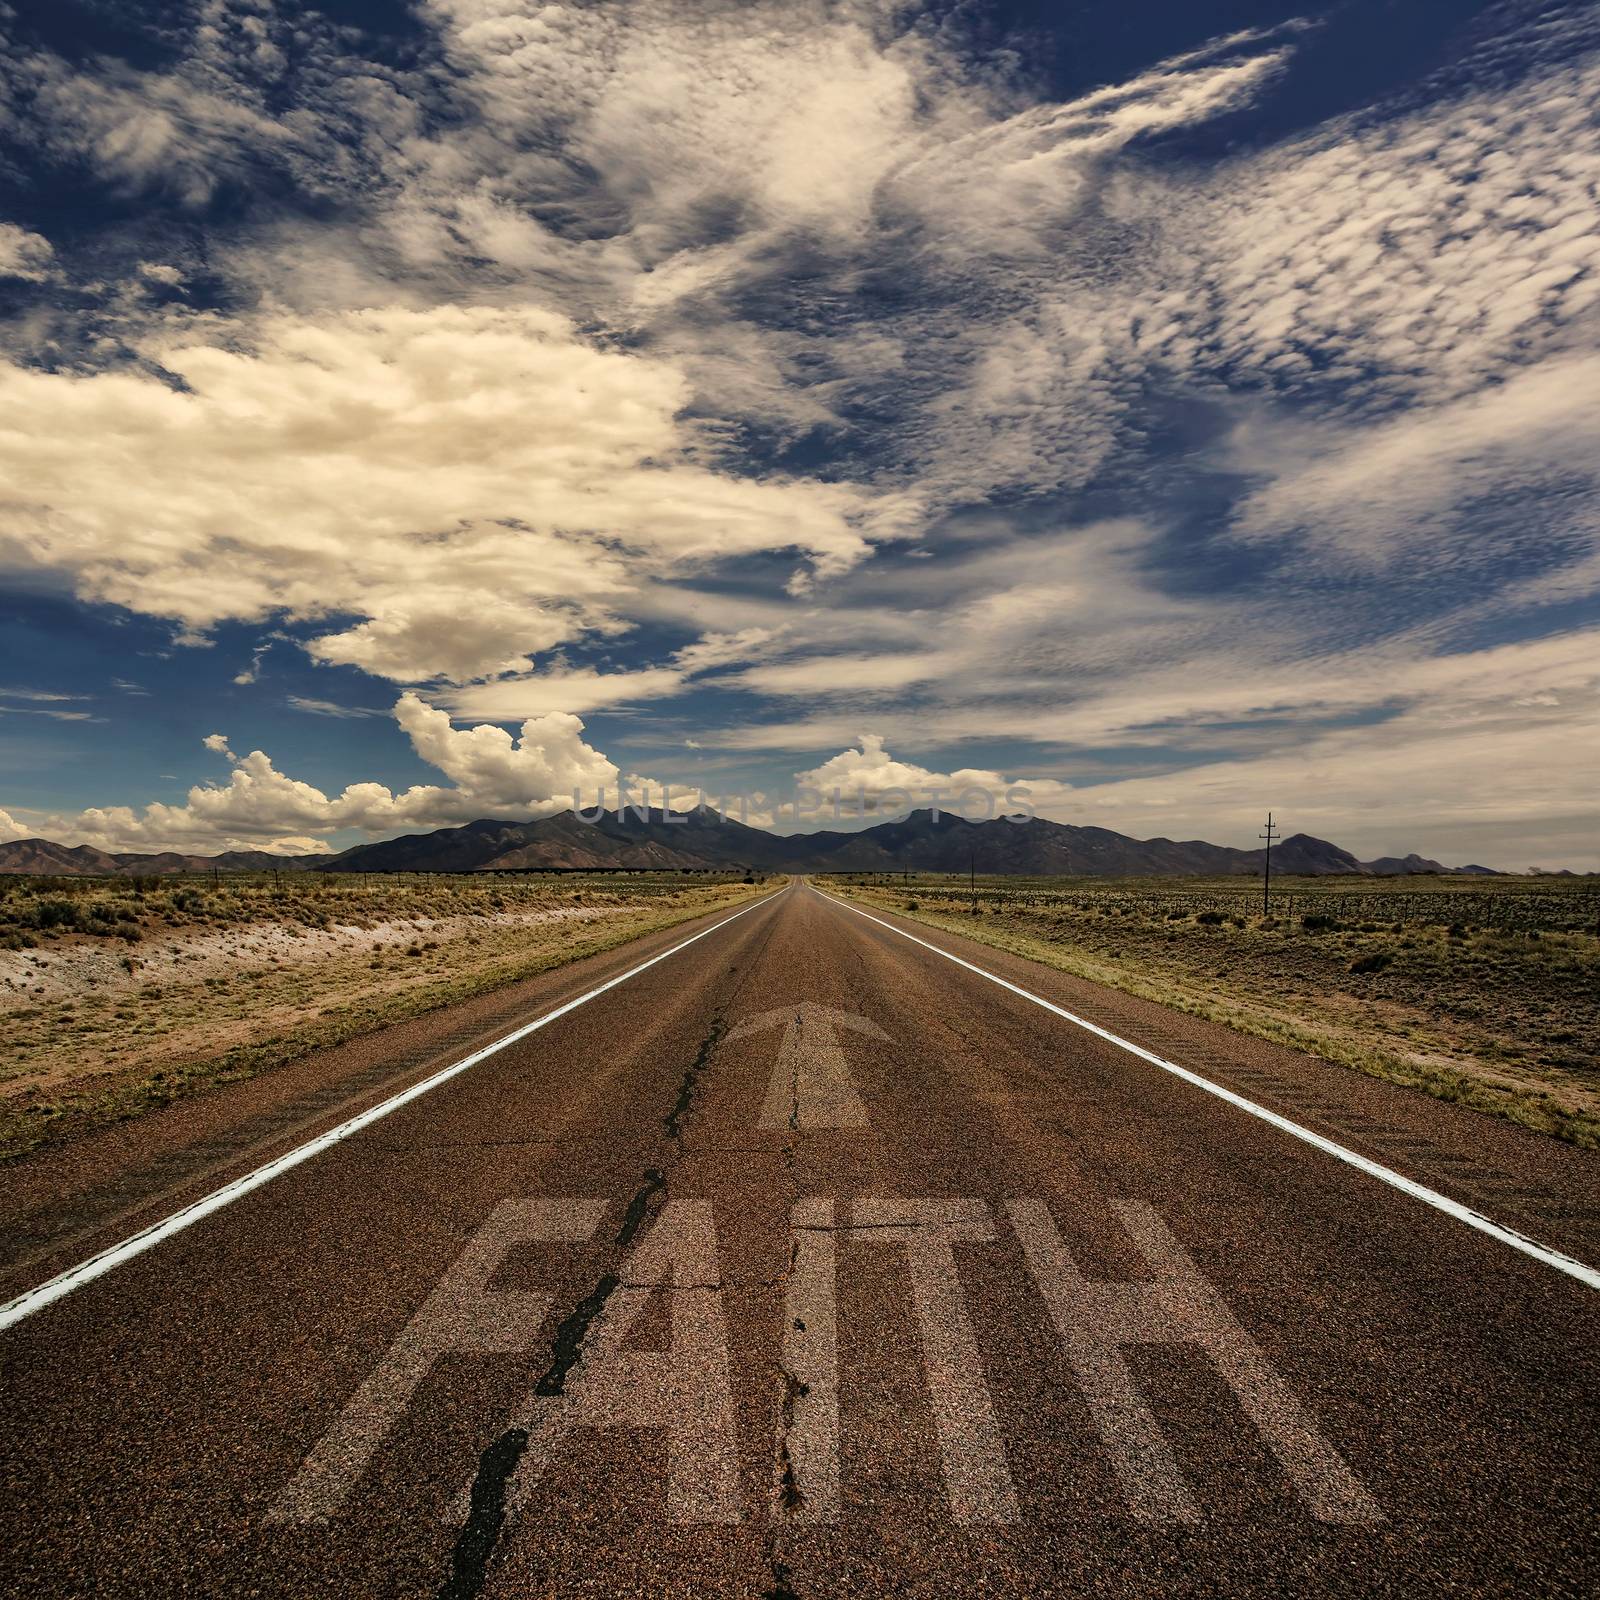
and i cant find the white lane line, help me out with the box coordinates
[815,887,1600,1293]
[0,890,784,1334]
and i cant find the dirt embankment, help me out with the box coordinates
[0,903,617,1013]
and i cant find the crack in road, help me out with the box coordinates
[768,1028,807,1592]
[764,968,889,1594]
[436,908,782,1600]
[787,1011,802,1133]
[436,1165,664,1600]
[666,1017,727,1143]
[774,1357,810,1514]
[765,1556,801,1600]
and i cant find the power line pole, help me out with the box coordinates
[1259,811,1280,916]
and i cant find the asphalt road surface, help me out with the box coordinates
[2,879,1596,1598]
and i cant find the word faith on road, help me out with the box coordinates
[273,1196,1378,1528]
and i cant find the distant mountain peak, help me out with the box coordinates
[0,811,1511,878]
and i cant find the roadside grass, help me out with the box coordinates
[0,873,774,1161]
[828,873,1600,1149]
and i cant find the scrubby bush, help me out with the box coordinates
[28,898,82,930]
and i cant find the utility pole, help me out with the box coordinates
[1259,811,1280,916]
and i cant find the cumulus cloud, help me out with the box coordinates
[0,305,898,683]
[36,692,627,853]
[390,691,619,812]
[796,733,1070,816]
[0,807,28,843]
[798,732,1005,802]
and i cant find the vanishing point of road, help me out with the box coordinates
[2,879,1596,1597]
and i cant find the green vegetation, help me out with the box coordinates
[830,872,1600,1147]
[0,871,774,1161]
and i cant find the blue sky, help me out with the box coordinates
[1,0,1597,867]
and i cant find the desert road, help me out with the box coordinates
[1,878,1596,1598]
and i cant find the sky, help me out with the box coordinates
[0,0,1597,869]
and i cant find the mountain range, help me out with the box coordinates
[0,808,1504,878]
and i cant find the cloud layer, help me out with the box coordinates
[1,1,1598,864]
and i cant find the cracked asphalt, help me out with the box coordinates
[1,879,1596,1598]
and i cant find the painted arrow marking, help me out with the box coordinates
[727,1001,887,1129]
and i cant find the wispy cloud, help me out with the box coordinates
[0,687,96,721]
[286,696,385,719]
[0,223,55,282]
